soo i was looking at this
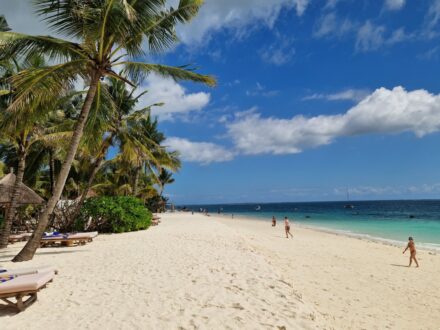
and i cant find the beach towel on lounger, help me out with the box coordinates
[0,275,16,283]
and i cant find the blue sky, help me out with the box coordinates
[3,0,440,203]
[155,0,440,204]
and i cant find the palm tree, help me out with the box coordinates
[0,50,74,249]
[0,95,72,249]
[70,77,161,221]
[1,0,215,262]
[158,169,175,196]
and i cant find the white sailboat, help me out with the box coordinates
[344,189,354,209]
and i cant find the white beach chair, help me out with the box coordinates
[0,265,58,277]
[0,271,55,312]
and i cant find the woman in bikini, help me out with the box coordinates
[403,236,419,267]
[284,217,293,238]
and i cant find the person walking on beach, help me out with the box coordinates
[272,216,276,227]
[284,217,293,238]
[403,237,419,268]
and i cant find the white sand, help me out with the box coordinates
[1,212,439,329]
[216,215,440,330]
[1,213,320,330]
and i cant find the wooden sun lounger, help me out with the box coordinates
[40,236,89,248]
[8,233,33,244]
[1,266,58,277]
[0,271,55,312]
[8,234,26,244]
[67,231,98,242]
[39,232,98,247]
[21,233,33,241]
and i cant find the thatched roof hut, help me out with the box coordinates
[0,173,45,205]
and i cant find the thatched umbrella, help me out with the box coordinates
[0,173,44,206]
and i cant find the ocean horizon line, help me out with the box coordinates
[177,198,440,207]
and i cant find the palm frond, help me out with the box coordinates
[116,61,216,86]
[6,60,87,114]
[145,0,204,52]
[33,131,73,148]
[0,32,87,62]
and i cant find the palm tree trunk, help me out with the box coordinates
[69,134,114,224]
[0,149,26,249]
[132,166,141,196]
[49,149,56,195]
[12,72,101,262]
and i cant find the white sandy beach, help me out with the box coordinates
[1,212,439,329]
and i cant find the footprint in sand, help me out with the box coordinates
[232,303,245,310]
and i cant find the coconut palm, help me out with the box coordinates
[0,0,215,261]
[157,169,175,196]
[0,111,72,248]
[124,113,181,196]
[0,51,74,249]
[70,77,161,221]
[0,98,73,249]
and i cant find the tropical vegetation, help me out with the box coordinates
[76,196,152,233]
[0,0,215,261]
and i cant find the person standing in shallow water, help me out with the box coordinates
[284,217,293,238]
[403,237,419,267]
[271,216,276,227]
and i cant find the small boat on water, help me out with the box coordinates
[255,205,261,211]
[344,189,354,209]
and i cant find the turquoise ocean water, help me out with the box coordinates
[186,200,440,251]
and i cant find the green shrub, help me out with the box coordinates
[77,196,152,233]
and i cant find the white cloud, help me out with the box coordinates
[355,21,386,51]
[387,27,408,44]
[259,35,295,66]
[334,186,401,196]
[315,15,410,52]
[418,46,440,60]
[226,87,440,155]
[384,0,406,11]
[355,22,410,52]
[424,0,440,38]
[166,137,235,164]
[324,0,342,10]
[303,89,371,102]
[335,183,440,197]
[138,74,210,120]
[314,12,354,38]
[177,0,310,45]
[246,83,280,97]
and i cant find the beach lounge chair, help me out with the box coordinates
[21,233,33,241]
[40,231,98,248]
[8,233,34,244]
[0,266,58,277]
[0,271,55,312]
[67,231,98,242]
[8,234,25,244]
[40,235,88,247]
